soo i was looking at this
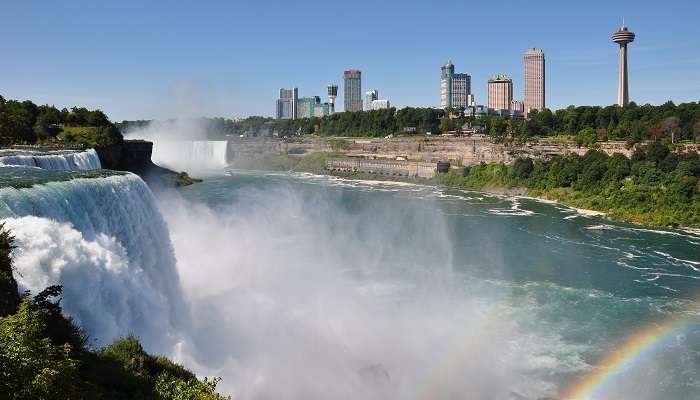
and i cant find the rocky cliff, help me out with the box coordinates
[96,140,154,173]
[96,140,198,187]
[226,136,639,166]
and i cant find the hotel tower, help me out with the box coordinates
[523,48,545,113]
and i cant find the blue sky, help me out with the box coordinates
[2,0,699,121]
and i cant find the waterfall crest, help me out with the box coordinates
[151,140,228,171]
[0,149,102,170]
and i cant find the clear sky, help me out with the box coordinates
[2,0,700,121]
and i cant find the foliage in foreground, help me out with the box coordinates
[0,224,229,400]
[434,142,700,228]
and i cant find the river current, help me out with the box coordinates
[2,163,699,399]
[170,170,700,399]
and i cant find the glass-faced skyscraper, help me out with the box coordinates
[343,70,362,112]
[276,87,298,119]
[440,61,454,109]
[452,74,471,108]
[441,61,471,109]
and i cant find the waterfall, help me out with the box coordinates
[151,140,228,171]
[0,173,184,352]
[0,149,102,170]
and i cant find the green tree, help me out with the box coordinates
[575,127,597,146]
[0,299,82,399]
[0,225,18,317]
[512,158,534,179]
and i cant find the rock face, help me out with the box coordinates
[226,137,639,166]
[96,140,154,174]
[96,140,196,188]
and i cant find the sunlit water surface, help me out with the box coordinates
[171,170,700,399]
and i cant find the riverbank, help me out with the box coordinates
[433,169,700,229]
[226,151,699,229]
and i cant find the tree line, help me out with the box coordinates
[120,101,700,144]
[0,95,122,147]
[6,93,700,146]
[118,108,443,139]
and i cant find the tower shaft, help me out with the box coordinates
[618,44,629,106]
[612,25,634,106]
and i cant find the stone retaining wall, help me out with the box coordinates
[325,158,436,178]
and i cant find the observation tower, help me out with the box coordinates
[612,24,635,106]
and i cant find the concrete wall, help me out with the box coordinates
[326,158,436,178]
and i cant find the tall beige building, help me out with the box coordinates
[523,48,545,113]
[488,75,513,110]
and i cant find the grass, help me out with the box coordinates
[57,127,101,146]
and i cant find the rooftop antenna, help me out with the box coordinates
[622,16,625,26]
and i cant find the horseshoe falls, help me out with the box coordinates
[150,140,228,172]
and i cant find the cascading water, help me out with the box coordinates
[0,172,184,352]
[151,140,228,172]
[0,149,102,170]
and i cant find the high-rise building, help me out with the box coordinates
[369,99,390,110]
[440,61,471,109]
[524,48,545,113]
[276,87,298,119]
[440,61,454,109]
[297,96,331,119]
[365,89,379,110]
[344,70,362,112]
[467,93,476,107]
[511,100,525,113]
[327,84,338,114]
[487,75,513,110]
[612,25,635,106]
[452,74,471,108]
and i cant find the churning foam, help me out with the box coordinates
[0,173,184,352]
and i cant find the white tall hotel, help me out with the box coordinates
[440,60,471,109]
[523,48,545,113]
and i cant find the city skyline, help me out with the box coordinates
[2,1,700,121]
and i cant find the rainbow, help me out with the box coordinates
[561,312,698,399]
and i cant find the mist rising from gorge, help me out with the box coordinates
[124,118,228,173]
[151,178,569,399]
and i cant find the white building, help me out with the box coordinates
[365,89,379,110]
[370,99,391,110]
